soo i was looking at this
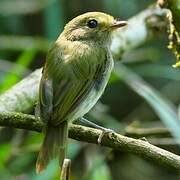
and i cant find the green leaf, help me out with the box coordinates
[85,150,112,180]
[8,153,34,174]
[67,141,81,159]
[32,159,59,180]
[43,0,64,40]
[0,49,36,93]
[0,143,11,170]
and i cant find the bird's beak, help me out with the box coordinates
[111,19,127,29]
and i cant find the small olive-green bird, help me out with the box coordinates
[36,12,127,173]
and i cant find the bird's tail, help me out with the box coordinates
[36,121,68,174]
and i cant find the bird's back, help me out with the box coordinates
[39,40,113,125]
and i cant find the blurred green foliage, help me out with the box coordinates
[0,0,179,180]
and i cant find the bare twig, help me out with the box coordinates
[60,159,71,180]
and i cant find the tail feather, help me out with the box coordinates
[36,121,68,174]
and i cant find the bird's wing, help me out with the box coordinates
[39,44,106,125]
[38,44,60,123]
[38,67,53,122]
[52,63,104,125]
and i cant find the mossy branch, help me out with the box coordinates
[0,112,180,171]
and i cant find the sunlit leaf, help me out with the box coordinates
[0,143,11,169]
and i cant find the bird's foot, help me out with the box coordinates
[97,128,114,144]
[77,117,115,144]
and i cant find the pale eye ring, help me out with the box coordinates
[87,19,98,28]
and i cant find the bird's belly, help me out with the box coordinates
[67,65,112,121]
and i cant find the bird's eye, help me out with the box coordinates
[87,19,98,28]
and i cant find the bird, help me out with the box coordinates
[36,11,127,173]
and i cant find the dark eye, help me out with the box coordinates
[87,19,98,28]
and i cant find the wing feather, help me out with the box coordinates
[39,43,107,125]
[39,73,53,122]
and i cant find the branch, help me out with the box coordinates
[0,6,168,112]
[125,126,171,138]
[0,68,41,112]
[0,112,180,171]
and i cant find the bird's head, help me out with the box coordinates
[60,12,127,44]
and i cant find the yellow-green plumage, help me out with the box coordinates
[36,12,127,173]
